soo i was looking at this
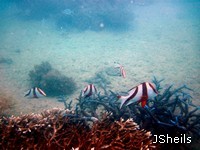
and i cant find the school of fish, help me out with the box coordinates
[25,63,158,108]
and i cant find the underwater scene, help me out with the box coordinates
[0,0,200,149]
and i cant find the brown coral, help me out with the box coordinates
[0,109,156,149]
[0,108,88,149]
[83,116,156,150]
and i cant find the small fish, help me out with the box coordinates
[25,87,46,98]
[115,62,126,78]
[118,82,158,108]
[81,84,97,98]
[62,8,73,15]
[119,65,126,78]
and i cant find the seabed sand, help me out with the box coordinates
[0,3,200,115]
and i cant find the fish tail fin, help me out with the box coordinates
[117,95,127,109]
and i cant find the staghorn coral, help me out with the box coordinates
[2,76,198,149]
[29,61,77,96]
[83,115,156,150]
[85,71,111,95]
[0,108,89,149]
[60,77,200,149]
[0,108,156,149]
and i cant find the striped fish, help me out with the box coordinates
[115,62,126,78]
[24,87,46,98]
[118,82,158,108]
[119,65,126,78]
[81,84,97,98]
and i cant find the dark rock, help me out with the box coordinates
[29,61,77,97]
[0,57,13,65]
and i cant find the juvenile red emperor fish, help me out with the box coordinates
[25,87,46,98]
[118,82,158,108]
[115,62,126,78]
[118,65,126,78]
[81,84,97,98]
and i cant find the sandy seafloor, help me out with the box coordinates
[0,2,200,115]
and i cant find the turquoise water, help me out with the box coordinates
[0,0,199,114]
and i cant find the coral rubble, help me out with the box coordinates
[29,61,77,96]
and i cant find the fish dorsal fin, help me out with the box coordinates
[127,86,137,94]
[24,89,31,97]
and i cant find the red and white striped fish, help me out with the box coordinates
[115,63,126,78]
[119,65,126,78]
[81,84,97,98]
[24,87,46,98]
[118,82,158,108]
